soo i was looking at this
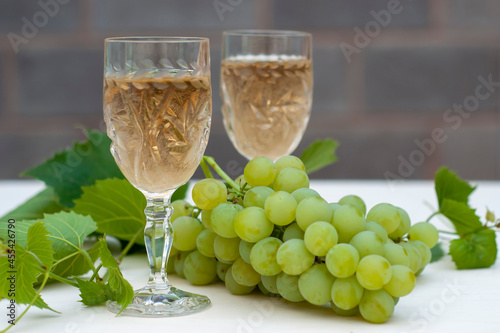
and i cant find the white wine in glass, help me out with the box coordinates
[103,37,212,317]
[221,30,313,161]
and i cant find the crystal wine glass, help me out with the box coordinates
[103,37,212,316]
[220,30,313,161]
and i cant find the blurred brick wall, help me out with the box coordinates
[0,0,499,180]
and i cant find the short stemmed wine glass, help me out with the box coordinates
[103,37,212,316]
[220,30,313,161]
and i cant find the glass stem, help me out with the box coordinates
[143,189,175,289]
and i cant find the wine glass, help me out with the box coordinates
[103,37,212,316]
[220,30,313,161]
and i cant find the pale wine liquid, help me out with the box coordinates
[104,75,212,194]
[221,56,312,160]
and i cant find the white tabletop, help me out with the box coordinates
[1,180,499,333]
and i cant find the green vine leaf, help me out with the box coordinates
[22,129,124,208]
[449,228,497,269]
[300,139,339,174]
[73,178,146,245]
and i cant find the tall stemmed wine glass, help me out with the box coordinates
[103,37,212,316]
[220,30,313,161]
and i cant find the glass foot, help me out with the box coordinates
[106,285,211,317]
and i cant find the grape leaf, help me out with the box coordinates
[22,129,124,208]
[73,178,146,245]
[449,228,497,269]
[99,238,134,313]
[0,211,98,277]
[0,187,64,223]
[172,182,189,202]
[300,139,339,174]
[430,242,445,263]
[0,222,56,310]
[435,167,475,208]
[440,199,483,236]
[75,277,112,306]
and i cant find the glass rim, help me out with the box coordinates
[223,30,311,38]
[105,36,209,43]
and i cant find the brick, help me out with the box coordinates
[92,0,256,32]
[312,46,345,113]
[365,47,499,113]
[0,54,3,115]
[0,0,78,32]
[272,0,428,29]
[294,130,430,179]
[18,49,103,116]
[0,133,83,179]
[441,127,499,179]
[448,0,500,27]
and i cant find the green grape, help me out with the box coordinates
[231,257,261,287]
[331,304,359,316]
[291,188,320,204]
[276,272,304,302]
[274,155,305,173]
[349,230,384,258]
[332,204,366,243]
[359,289,395,323]
[356,255,392,290]
[171,200,193,222]
[325,244,360,278]
[234,207,274,243]
[328,203,341,221]
[399,242,422,273]
[388,207,411,240]
[276,239,315,275]
[172,216,204,251]
[244,157,276,187]
[296,196,333,231]
[214,236,240,263]
[338,195,366,216]
[243,186,274,208]
[304,221,338,256]
[192,178,227,210]
[365,221,389,243]
[383,243,410,267]
[225,265,255,295]
[239,239,254,264]
[384,265,415,297]
[408,222,439,248]
[201,209,213,231]
[174,251,191,278]
[235,174,248,189]
[331,276,364,310]
[258,281,274,296]
[264,191,297,226]
[410,240,432,269]
[216,261,231,282]
[211,202,243,238]
[366,203,402,234]
[273,167,310,193]
[283,222,305,242]
[166,255,176,274]
[183,251,217,285]
[298,264,335,305]
[250,237,283,276]
[261,275,279,294]
[196,229,216,258]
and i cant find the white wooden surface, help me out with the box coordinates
[1,180,499,333]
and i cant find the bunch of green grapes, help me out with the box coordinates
[167,155,439,324]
